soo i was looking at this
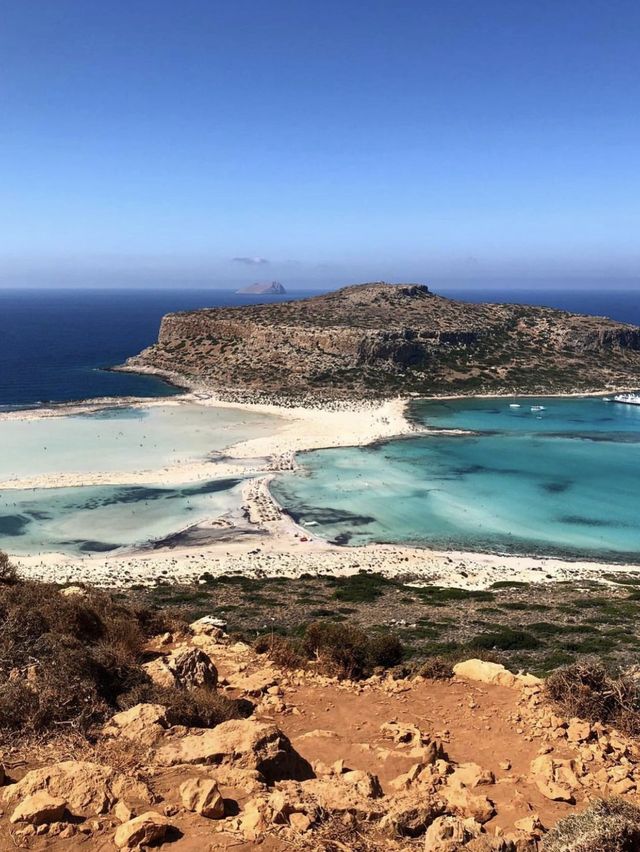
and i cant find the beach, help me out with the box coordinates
[5,389,640,590]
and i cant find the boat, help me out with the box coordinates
[530,405,546,412]
[613,393,640,406]
[509,403,521,409]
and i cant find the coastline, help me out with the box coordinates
[4,370,640,587]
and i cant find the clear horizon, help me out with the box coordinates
[2,1,639,288]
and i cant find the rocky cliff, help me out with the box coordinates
[128,282,640,398]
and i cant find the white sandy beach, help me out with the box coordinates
[5,389,640,590]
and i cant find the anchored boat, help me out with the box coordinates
[613,393,640,406]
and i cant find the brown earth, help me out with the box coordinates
[2,620,639,851]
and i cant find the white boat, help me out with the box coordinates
[509,403,521,409]
[530,405,546,412]
[613,393,640,406]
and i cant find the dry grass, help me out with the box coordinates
[545,660,640,736]
[542,798,640,851]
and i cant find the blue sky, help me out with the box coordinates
[1,0,639,288]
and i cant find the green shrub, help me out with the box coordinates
[469,627,541,651]
[543,798,640,852]
[303,621,403,679]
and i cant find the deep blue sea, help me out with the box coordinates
[0,285,638,409]
[0,288,318,408]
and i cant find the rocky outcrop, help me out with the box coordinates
[128,281,640,397]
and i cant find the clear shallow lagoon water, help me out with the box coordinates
[272,396,640,561]
[0,403,278,482]
[0,478,244,555]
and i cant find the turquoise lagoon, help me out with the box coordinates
[0,478,244,555]
[271,396,640,561]
[0,403,278,482]
[0,402,280,555]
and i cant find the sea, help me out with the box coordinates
[1,285,639,409]
[1,283,639,560]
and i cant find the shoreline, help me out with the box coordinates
[4,375,640,587]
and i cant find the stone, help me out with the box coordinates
[190,615,226,636]
[113,811,169,849]
[2,761,153,818]
[168,646,218,689]
[449,762,495,788]
[567,718,592,743]
[104,703,168,746]
[453,659,516,688]
[10,792,67,825]
[289,811,312,832]
[114,801,134,823]
[179,778,225,819]
[442,782,495,824]
[232,669,277,696]
[142,657,177,689]
[155,719,310,783]
[530,755,576,802]
[424,815,484,851]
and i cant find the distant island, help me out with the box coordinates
[128,281,640,398]
[235,281,286,295]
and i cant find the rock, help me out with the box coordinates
[190,615,226,636]
[567,718,592,743]
[453,660,516,688]
[381,796,444,837]
[104,703,168,746]
[10,792,67,825]
[179,778,225,819]
[2,761,153,818]
[530,755,577,802]
[60,585,87,597]
[449,762,495,788]
[289,811,312,832]
[114,801,134,823]
[442,782,495,824]
[231,669,277,696]
[142,657,177,689]
[155,719,311,783]
[0,764,4,786]
[424,815,484,850]
[168,646,218,689]
[113,811,169,850]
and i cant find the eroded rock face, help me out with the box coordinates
[155,719,312,783]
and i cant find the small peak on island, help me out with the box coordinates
[236,281,286,295]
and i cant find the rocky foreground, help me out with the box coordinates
[128,282,640,397]
[3,612,640,850]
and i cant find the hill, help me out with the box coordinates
[235,281,287,295]
[128,282,640,398]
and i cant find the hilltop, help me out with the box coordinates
[235,281,287,295]
[128,282,640,398]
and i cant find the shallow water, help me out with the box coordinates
[0,403,278,482]
[272,396,640,561]
[0,478,244,555]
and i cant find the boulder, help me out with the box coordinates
[155,719,312,782]
[453,660,516,688]
[530,755,577,802]
[10,792,67,826]
[442,782,495,824]
[567,718,592,743]
[190,615,226,637]
[179,778,225,819]
[424,815,484,850]
[380,795,444,837]
[114,811,169,850]
[449,762,495,788]
[2,761,153,818]
[103,703,168,746]
[169,646,218,690]
[143,657,177,689]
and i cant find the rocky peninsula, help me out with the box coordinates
[127,282,640,399]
